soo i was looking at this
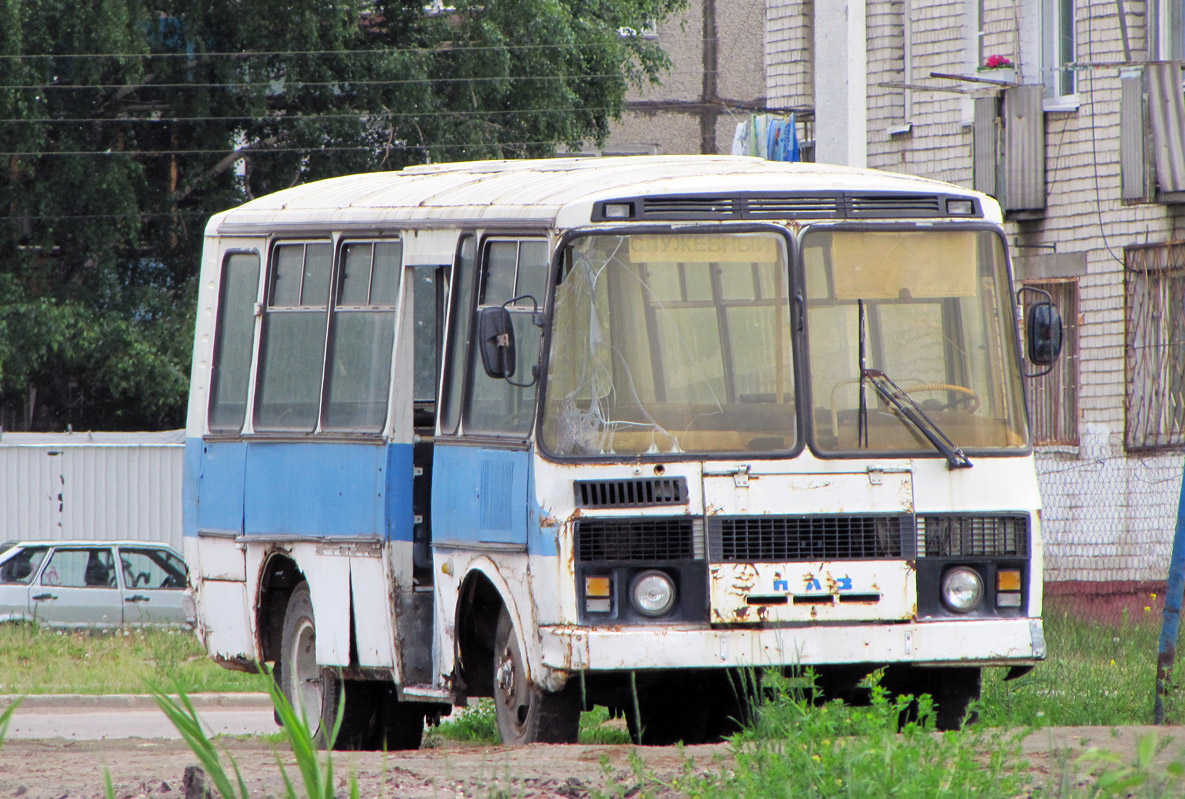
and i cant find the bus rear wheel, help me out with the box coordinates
[493,607,580,744]
[279,583,386,749]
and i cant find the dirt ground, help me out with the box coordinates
[1,727,1184,799]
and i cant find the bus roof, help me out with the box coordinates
[206,155,999,234]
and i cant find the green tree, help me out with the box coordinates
[0,0,681,430]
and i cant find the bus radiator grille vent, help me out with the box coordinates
[574,477,689,509]
[708,515,910,562]
[848,194,943,216]
[575,517,702,562]
[917,514,1029,557]
[596,192,977,222]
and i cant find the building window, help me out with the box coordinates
[1125,242,1185,451]
[1023,280,1079,445]
[1044,0,1077,99]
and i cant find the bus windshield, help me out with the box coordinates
[542,231,795,457]
[804,227,1028,455]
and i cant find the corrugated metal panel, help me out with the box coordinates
[1120,71,1153,202]
[0,432,183,549]
[973,96,999,198]
[1002,85,1046,211]
[1146,62,1185,193]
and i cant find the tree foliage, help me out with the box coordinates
[0,0,682,430]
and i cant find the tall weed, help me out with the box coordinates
[675,671,1031,799]
[153,671,354,799]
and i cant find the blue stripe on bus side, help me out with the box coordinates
[432,445,531,548]
[190,439,414,542]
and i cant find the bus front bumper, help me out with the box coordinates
[539,617,1045,672]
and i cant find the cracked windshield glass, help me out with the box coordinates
[803,228,1027,456]
[543,231,794,457]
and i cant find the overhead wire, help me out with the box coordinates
[0,39,681,61]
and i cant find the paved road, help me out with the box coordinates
[0,694,276,740]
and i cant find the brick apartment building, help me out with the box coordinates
[606,0,1185,615]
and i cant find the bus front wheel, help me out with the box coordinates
[492,606,580,744]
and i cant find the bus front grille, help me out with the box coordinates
[708,515,911,562]
[917,514,1029,557]
[574,477,689,508]
[574,517,703,562]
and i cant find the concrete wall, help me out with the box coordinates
[604,0,769,155]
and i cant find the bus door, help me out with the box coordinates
[432,236,549,553]
[408,262,450,584]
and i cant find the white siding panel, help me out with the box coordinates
[0,432,183,549]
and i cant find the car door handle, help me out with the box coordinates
[125,595,150,603]
[32,593,57,601]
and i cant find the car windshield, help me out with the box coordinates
[541,231,794,457]
[0,546,48,584]
[802,227,1028,455]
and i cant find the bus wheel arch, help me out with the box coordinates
[257,552,302,667]
[454,570,504,698]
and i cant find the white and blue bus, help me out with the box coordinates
[184,156,1061,748]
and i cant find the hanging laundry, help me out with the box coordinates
[728,113,800,162]
[731,120,749,156]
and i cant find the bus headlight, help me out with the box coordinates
[941,567,984,613]
[629,570,676,617]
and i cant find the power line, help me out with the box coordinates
[0,140,571,158]
[0,106,620,125]
[0,40,670,62]
[0,72,630,91]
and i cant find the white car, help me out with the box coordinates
[0,541,195,628]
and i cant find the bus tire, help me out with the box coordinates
[626,680,710,745]
[279,583,379,749]
[934,666,981,732]
[493,606,580,744]
[376,688,426,750]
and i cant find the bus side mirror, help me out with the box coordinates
[1026,301,1063,366]
[478,306,516,379]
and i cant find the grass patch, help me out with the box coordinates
[2,607,1179,730]
[0,623,268,694]
[430,700,632,746]
[981,610,1171,728]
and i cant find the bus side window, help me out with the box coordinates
[208,252,261,433]
[322,241,401,433]
[440,236,476,435]
[255,242,332,432]
[412,264,446,430]
[465,238,548,436]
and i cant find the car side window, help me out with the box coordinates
[41,548,117,588]
[119,548,188,589]
[0,547,48,584]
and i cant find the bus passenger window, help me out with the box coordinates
[208,252,261,433]
[322,241,401,433]
[412,266,444,408]
[440,236,475,435]
[255,242,332,432]
[466,238,548,436]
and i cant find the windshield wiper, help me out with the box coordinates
[861,368,973,470]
